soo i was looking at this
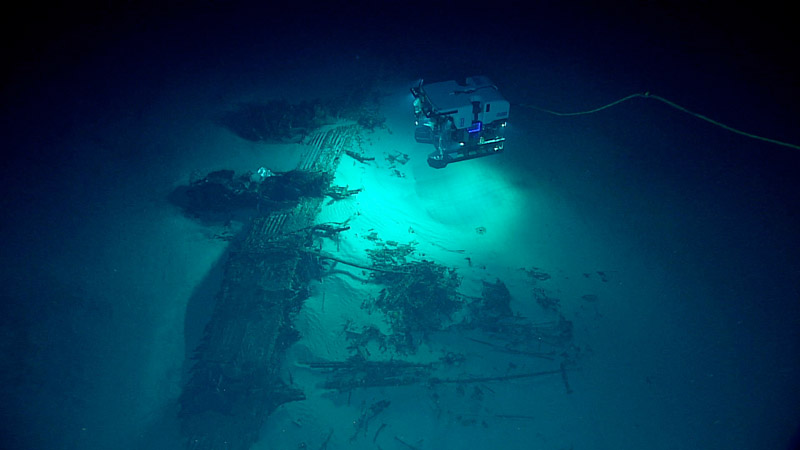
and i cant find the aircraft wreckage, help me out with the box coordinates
[172,92,578,450]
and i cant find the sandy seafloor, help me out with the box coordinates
[1,4,800,450]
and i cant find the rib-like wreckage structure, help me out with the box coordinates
[178,124,360,450]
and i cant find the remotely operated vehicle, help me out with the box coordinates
[411,76,509,168]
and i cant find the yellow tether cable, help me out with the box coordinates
[517,92,800,151]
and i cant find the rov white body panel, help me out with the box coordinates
[411,76,509,168]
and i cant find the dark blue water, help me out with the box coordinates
[2,2,798,449]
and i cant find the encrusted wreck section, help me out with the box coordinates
[178,125,360,450]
